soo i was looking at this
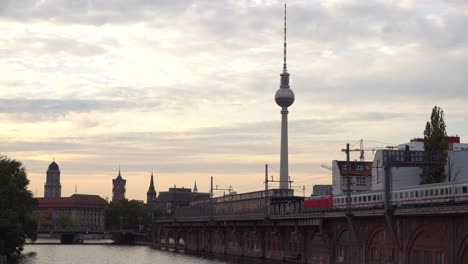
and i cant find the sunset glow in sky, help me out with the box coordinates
[1,0,467,201]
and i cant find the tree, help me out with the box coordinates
[420,106,448,184]
[56,214,75,229]
[38,209,54,229]
[0,155,37,256]
[104,199,149,231]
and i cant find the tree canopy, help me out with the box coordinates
[420,106,448,184]
[104,199,150,231]
[0,155,37,256]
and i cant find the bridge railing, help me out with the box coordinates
[37,227,105,233]
[166,192,305,222]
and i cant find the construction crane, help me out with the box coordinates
[321,164,332,170]
[343,139,366,161]
[343,139,396,162]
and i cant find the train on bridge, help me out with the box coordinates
[174,180,468,219]
[312,180,468,210]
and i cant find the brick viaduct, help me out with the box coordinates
[152,205,468,264]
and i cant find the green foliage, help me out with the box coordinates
[149,204,168,219]
[420,106,448,184]
[56,214,75,228]
[0,155,37,256]
[38,209,54,228]
[104,199,149,231]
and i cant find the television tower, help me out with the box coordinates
[275,4,295,189]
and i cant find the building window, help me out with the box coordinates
[342,177,353,186]
[356,164,365,171]
[342,164,350,171]
[357,177,366,186]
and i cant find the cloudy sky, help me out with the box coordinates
[1,0,467,201]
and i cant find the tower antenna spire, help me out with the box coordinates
[275,3,295,190]
[283,3,287,72]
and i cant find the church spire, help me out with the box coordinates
[147,171,157,204]
[149,171,155,188]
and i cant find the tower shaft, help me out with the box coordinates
[280,107,289,189]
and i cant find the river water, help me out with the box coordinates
[16,240,269,264]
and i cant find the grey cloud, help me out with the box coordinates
[0,98,132,121]
[0,34,115,58]
[0,0,193,25]
[1,0,465,53]
[0,115,389,160]
[291,46,468,104]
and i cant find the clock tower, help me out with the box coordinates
[112,167,126,201]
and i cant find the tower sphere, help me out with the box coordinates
[275,87,295,107]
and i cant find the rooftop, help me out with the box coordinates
[36,194,108,209]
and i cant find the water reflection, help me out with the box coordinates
[16,242,283,264]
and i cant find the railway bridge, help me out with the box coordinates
[152,196,468,264]
[37,228,146,244]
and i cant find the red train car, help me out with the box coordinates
[303,195,333,210]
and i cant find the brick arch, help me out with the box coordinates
[227,230,241,249]
[199,229,210,252]
[457,232,468,263]
[285,229,301,259]
[175,230,186,251]
[305,230,330,262]
[405,226,448,264]
[184,230,195,251]
[244,231,262,257]
[265,231,284,261]
[211,229,225,254]
[155,228,165,244]
[166,229,176,247]
[336,229,360,264]
[365,226,398,264]
[266,231,282,251]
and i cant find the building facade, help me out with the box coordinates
[156,187,210,212]
[44,160,62,198]
[112,169,126,202]
[312,184,333,197]
[35,194,108,232]
[332,161,373,195]
[397,136,468,151]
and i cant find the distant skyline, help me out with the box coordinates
[1,0,468,201]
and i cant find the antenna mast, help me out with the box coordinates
[283,3,287,72]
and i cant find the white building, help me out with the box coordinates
[371,150,422,191]
[372,136,468,191]
[397,136,468,151]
